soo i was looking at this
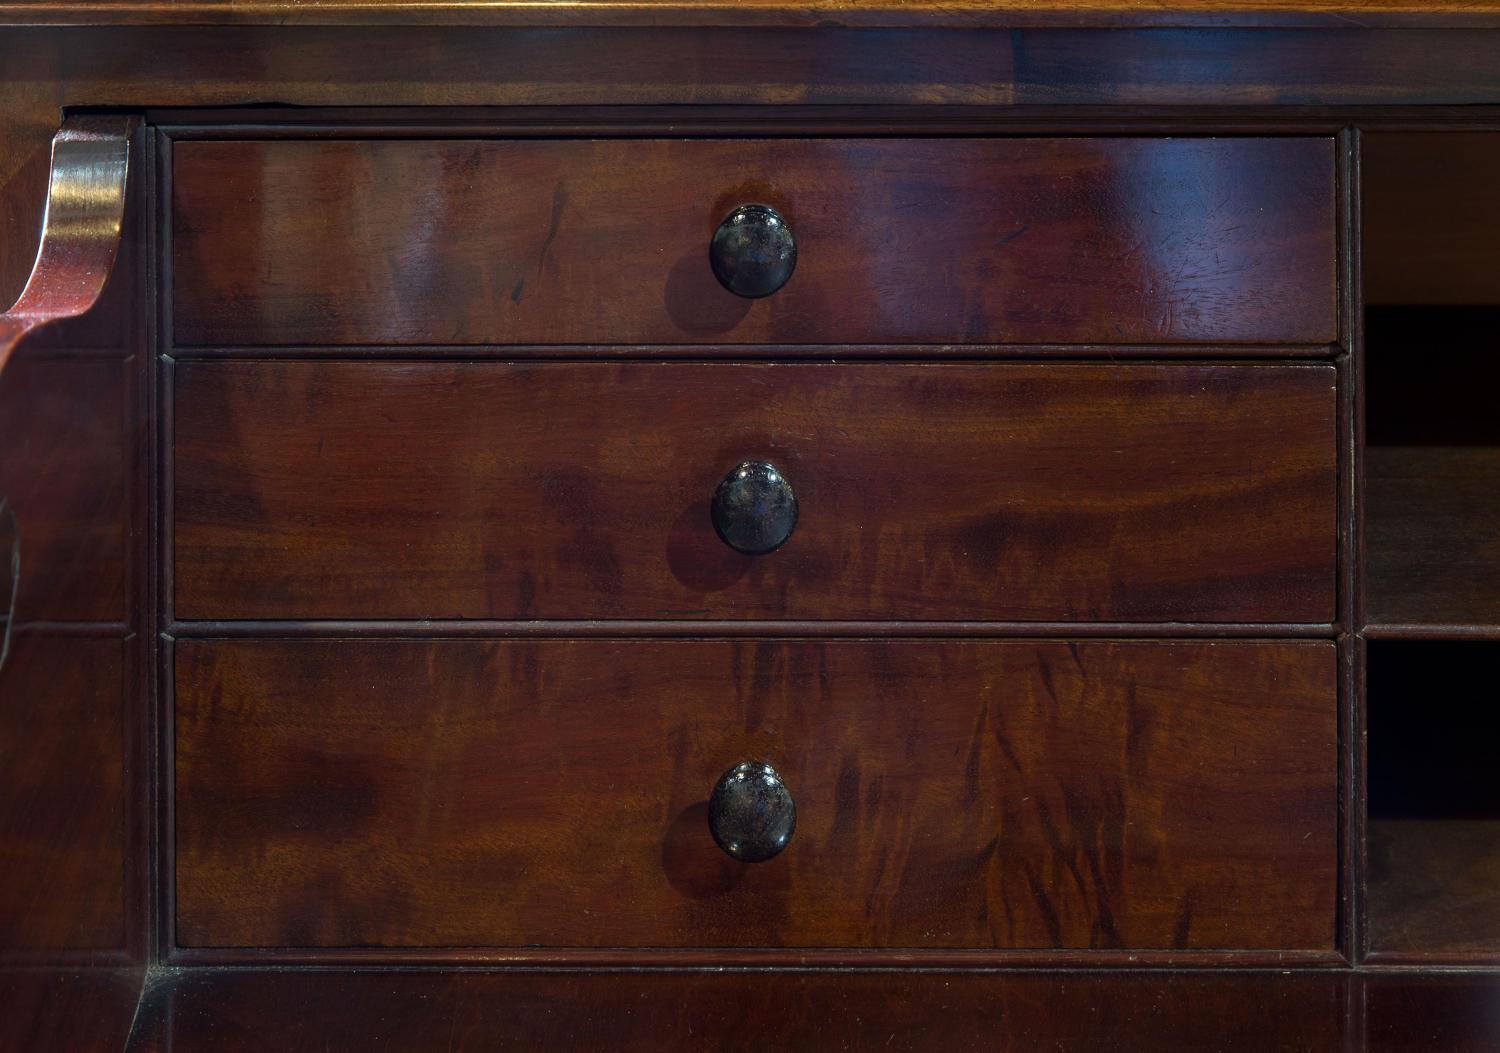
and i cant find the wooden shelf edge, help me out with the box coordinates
[1363,624,1500,639]
[1367,819,1500,963]
[1364,446,1500,629]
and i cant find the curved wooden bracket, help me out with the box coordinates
[0,115,135,376]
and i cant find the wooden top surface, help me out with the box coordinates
[4,0,1500,28]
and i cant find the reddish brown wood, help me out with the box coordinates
[126,968,1355,1051]
[1363,132,1500,305]
[173,638,1337,952]
[0,11,1489,1045]
[1365,446,1500,629]
[5,30,1500,296]
[169,137,1337,347]
[0,113,148,985]
[0,356,128,623]
[0,968,144,1052]
[172,361,1337,622]
[1367,819,1500,960]
[1365,974,1500,1052]
[123,968,1500,1051]
[0,635,126,952]
[0,117,133,376]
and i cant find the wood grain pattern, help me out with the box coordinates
[125,969,1353,1052]
[1368,819,1500,959]
[170,137,1337,347]
[173,361,1337,623]
[0,968,144,1053]
[0,356,127,623]
[4,27,1500,291]
[173,639,1337,952]
[0,635,125,952]
[1365,446,1500,628]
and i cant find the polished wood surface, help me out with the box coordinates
[1365,446,1500,629]
[0,117,133,375]
[4,30,1500,304]
[112,968,1500,1051]
[1368,819,1500,958]
[0,635,126,952]
[174,639,1336,952]
[0,109,147,987]
[1365,974,1500,1053]
[0,23,1489,1045]
[172,362,1337,623]
[126,969,1355,1052]
[0,356,128,623]
[169,137,1337,347]
[0,968,144,1053]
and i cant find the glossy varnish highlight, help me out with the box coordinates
[173,638,1337,952]
[170,136,1338,346]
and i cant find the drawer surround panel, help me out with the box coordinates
[171,361,1338,623]
[169,136,1338,347]
[163,124,1344,967]
[173,638,1338,953]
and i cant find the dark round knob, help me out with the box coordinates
[710,204,796,298]
[711,460,797,555]
[708,761,796,863]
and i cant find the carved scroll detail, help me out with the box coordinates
[0,115,135,375]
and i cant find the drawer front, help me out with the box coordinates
[170,137,1336,347]
[173,361,1337,623]
[174,639,1337,951]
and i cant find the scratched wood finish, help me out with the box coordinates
[0,635,125,952]
[173,361,1336,622]
[169,137,1337,347]
[174,639,1336,951]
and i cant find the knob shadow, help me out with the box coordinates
[663,251,753,336]
[665,500,753,595]
[661,801,747,900]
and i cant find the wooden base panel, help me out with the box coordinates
[118,969,1500,1052]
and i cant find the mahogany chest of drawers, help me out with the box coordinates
[1,6,1499,1049]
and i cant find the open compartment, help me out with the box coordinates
[1366,640,1500,958]
[1364,133,1500,630]
[1363,132,1500,962]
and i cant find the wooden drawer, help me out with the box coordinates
[173,639,1337,952]
[170,137,1336,347]
[172,361,1336,623]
